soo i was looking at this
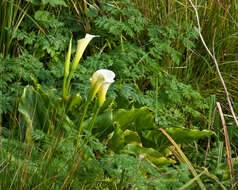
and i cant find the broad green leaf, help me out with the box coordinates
[142,130,168,150]
[145,154,176,165]
[120,144,175,165]
[83,110,114,137]
[143,128,214,150]
[120,144,141,156]
[108,124,125,152]
[18,86,49,143]
[114,107,155,132]
[18,85,68,141]
[124,129,142,146]
[93,110,114,136]
[165,128,215,144]
[120,144,162,157]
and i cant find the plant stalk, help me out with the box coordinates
[216,102,234,179]
[159,128,206,190]
[188,0,238,127]
[78,99,90,138]
[88,106,100,133]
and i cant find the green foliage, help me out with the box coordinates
[81,0,204,130]
[1,131,195,189]
[1,0,238,189]
[107,107,213,164]
[0,53,49,114]
[94,0,148,39]
[148,21,197,65]
[0,3,74,114]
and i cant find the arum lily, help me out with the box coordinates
[63,34,97,99]
[98,82,112,107]
[78,69,115,139]
[72,34,97,72]
[87,69,115,133]
[90,69,115,103]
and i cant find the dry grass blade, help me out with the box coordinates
[159,128,206,190]
[216,102,234,179]
[60,152,82,190]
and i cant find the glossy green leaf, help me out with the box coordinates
[124,129,142,146]
[114,107,155,132]
[143,128,214,150]
[143,130,168,150]
[165,128,215,144]
[108,124,125,152]
[120,143,141,156]
[93,110,114,137]
[18,86,50,142]
[145,154,176,165]
[120,144,175,165]
[18,85,70,141]
[120,144,160,157]
[83,110,114,137]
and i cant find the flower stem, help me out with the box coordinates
[78,99,90,138]
[88,106,100,133]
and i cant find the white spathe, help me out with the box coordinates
[98,82,111,106]
[71,34,97,72]
[85,33,98,38]
[90,69,115,105]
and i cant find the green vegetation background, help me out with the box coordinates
[0,0,238,189]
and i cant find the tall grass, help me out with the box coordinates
[0,0,30,56]
[131,0,238,103]
[0,0,28,128]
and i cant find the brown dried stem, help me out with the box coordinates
[216,102,233,179]
[188,0,238,127]
[159,128,206,190]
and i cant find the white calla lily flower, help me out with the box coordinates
[73,34,96,69]
[90,69,115,104]
[98,82,112,106]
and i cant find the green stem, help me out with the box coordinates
[65,71,73,96]
[77,105,101,151]
[78,99,90,138]
[62,77,68,98]
[88,106,100,133]
[76,89,94,148]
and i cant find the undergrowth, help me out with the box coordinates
[1,0,238,189]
